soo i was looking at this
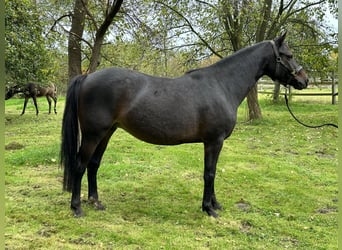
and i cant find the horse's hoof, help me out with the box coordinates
[206,208,219,218]
[88,197,105,210]
[202,205,219,218]
[94,201,105,211]
[212,202,223,211]
[73,208,84,218]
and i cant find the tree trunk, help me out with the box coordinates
[273,82,281,102]
[68,0,88,82]
[87,0,123,73]
[246,85,261,121]
[246,85,262,120]
[246,0,272,120]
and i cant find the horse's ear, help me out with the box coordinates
[274,31,287,46]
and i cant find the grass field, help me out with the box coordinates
[5,95,338,249]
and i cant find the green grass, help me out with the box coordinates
[5,96,338,249]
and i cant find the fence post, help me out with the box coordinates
[332,71,337,105]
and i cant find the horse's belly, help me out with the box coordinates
[118,111,200,145]
[122,128,197,145]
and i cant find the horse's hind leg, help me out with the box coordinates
[87,126,117,210]
[71,136,101,217]
[52,96,57,114]
[46,96,52,114]
[70,156,87,217]
[32,96,39,115]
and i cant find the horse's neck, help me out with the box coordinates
[211,42,271,106]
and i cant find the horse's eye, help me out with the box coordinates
[281,54,293,60]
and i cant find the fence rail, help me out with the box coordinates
[258,79,338,104]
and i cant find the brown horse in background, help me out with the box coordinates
[5,82,58,115]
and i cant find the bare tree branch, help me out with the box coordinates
[50,13,71,33]
[88,0,124,73]
[288,0,325,16]
[50,14,93,50]
[155,1,223,58]
[81,0,98,30]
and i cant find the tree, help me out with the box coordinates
[152,0,335,120]
[5,0,53,84]
[9,0,335,97]
[86,0,123,73]
[64,0,123,81]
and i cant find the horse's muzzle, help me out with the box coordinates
[293,69,309,90]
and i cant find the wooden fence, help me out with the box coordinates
[258,77,338,104]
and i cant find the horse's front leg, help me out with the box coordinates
[21,97,29,115]
[202,140,224,217]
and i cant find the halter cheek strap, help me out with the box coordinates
[269,40,302,76]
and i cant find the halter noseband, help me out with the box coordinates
[270,40,303,76]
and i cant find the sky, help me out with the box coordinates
[323,3,338,33]
[325,10,338,32]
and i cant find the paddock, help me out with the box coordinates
[4,96,337,249]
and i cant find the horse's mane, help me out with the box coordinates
[185,68,201,74]
[184,41,268,76]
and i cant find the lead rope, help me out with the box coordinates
[284,89,338,129]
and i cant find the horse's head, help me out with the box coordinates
[269,32,309,90]
[5,85,20,100]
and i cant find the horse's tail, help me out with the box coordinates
[60,74,87,192]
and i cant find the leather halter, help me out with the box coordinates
[270,40,303,76]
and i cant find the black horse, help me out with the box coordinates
[5,82,58,115]
[61,33,308,217]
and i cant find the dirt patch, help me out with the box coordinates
[282,237,300,247]
[315,150,335,159]
[240,220,253,233]
[5,141,25,150]
[235,199,251,212]
[316,206,338,214]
